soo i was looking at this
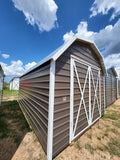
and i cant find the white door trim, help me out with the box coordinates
[73,61,89,136]
[70,56,101,143]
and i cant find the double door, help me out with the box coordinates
[70,56,101,142]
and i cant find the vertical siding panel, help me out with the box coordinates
[106,67,117,107]
[0,73,4,106]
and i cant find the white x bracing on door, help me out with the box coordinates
[70,55,101,142]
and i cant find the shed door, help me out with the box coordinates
[70,56,101,142]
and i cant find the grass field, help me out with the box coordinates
[0,85,120,160]
[0,86,31,160]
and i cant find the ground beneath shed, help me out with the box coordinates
[12,99,120,160]
[0,88,120,160]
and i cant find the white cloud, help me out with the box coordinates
[104,53,120,76]
[2,54,10,59]
[63,19,120,56]
[0,60,36,76]
[25,61,37,71]
[63,21,95,43]
[12,0,58,32]
[63,30,74,43]
[90,0,120,20]
[92,19,120,56]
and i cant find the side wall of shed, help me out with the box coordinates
[12,78,19,90]
[0,72,4,106]
[53,41,105,157]
[106,73,117,106]
[18,61,50,154]
[118,79,120,97]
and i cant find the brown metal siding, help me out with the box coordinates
[101,76,105,116]
[112,77,116,102]
[18,61,50,154]
[106,74,112,105]
[106,74,117,106]
[53,41,105,157]
[0,73,4,106]
[118,80,120,97]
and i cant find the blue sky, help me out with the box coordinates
[0,0,120,82]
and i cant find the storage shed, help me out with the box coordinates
[118,79,120,97]
[9,77,20,90]
[0,65,5,106]
[19,36,107,160]
[105,67,118,106]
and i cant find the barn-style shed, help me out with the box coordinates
[105,67,118,106]
[0,65,5,106]
[118,79,120,98]
[19,36,107,160]
[9,77,20,90]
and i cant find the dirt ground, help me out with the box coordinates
[12,99,120,160]
[1,90,120,160]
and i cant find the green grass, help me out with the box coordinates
[76,140,82,150]
[85,144,95,154]
[0,116,10,138]
[97,144,105,151]
[111,104,120,108]
[104,131,108,137]
[3,100,19,111]
[105,138,120,157]
[110,128,119,134]
[97,136,101,141]
[112,120,120,128]
[102,111,120,120]
[87,133,92,139]
[0,97,30,142]
[3,87,18,98]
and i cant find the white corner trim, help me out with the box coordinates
[47,60,55,160]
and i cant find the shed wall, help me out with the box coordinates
[18,61,50,154]
[13,78,19,90]
[53,41,105,157]
[0,73,4,106]
[118,79,120,97]
[106,73,117,106]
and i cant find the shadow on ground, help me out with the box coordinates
[0,100,31,160]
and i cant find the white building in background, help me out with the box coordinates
[9,77,20,90]
[0,65,5,106]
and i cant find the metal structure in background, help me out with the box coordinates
[118,79,120,97]
[105,67,118,107]
[9,77,20,90]
[0,65,5,106]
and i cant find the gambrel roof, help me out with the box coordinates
[9,77,19,83]
[107,66,118,77]
[21,35,107,77]
[0,65,5,76]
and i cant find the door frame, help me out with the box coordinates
[70,55,101,143]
